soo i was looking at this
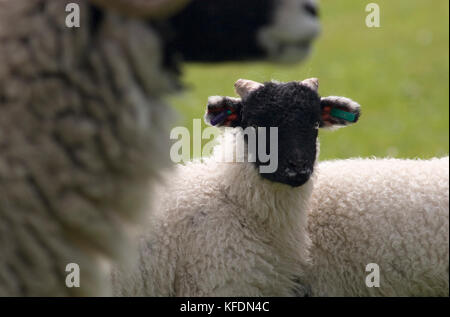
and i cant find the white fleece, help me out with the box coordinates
[306,157,449,296]
[0,0,174,296]
[113,154,449,296]
[112,129,315,296]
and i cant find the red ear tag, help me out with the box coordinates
[226,113,237,121]
[322,105,332,122]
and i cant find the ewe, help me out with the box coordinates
[112,78,362,296]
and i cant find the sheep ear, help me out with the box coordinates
[300,78,319,92]
[234,79,263,99]
[320,96,361,129]
[204,96,242,127]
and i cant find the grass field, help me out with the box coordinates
[168,0,449,160]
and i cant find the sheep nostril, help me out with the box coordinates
[303,2,319,17]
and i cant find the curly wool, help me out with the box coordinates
[306,157,449,296]
[112,130,314,296]
[0,0,174,296]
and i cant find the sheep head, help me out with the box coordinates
[89,0,320,63]
[205,78,361,187]
[169,0,321,62]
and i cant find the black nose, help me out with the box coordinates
[288,159,313,176]
[303,2,319,17]
[271,159,313,187]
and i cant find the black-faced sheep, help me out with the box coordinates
[112,78,362,296]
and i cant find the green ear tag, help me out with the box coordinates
[330,108,356,122]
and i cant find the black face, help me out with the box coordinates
[168,0,274,61]
[241,82,321,187]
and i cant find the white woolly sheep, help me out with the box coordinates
[304,157,449,296]
[0,0,320,296]
[112,78,362,296]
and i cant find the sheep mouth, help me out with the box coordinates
[273,40,313,63]
[260,166,313,187]
[279,40,311,51]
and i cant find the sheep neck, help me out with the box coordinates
[210,129,315,251]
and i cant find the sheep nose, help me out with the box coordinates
[282,161,313,187]
[287,160,313,177]
[303,2,319,17]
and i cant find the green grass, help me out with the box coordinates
[168,0,449,160]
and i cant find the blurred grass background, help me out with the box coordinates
[168,0,449,160]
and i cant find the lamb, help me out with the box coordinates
[112,77,362,296]
[0,0,320,296]
[304,157,449,296]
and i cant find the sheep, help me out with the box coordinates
[0,0,320,296]
[304,157,449,296]
[168,0,321,62]
[94,0,322,63]
[111,77,362,296]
